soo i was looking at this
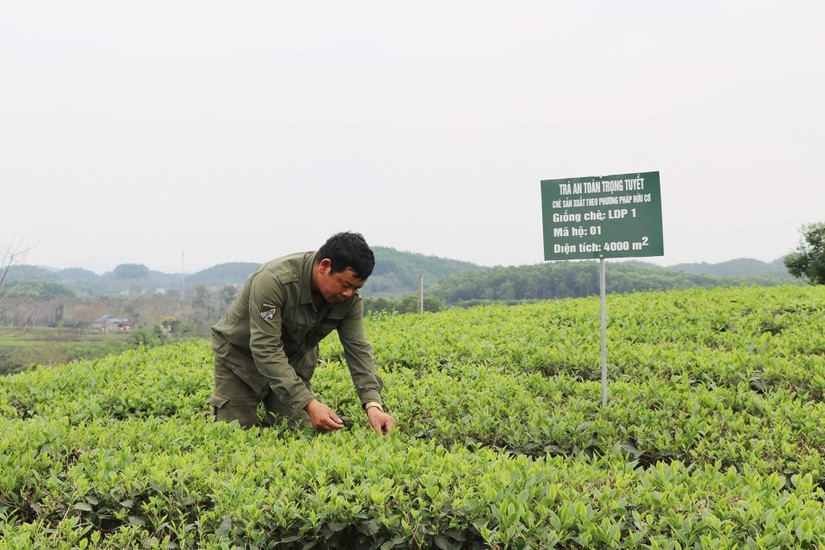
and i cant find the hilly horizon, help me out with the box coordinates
[16,246,478,279]
[4,247,486,298]
[13,248,790,281]
[4,246,796,303]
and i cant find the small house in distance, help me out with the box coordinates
[89,315,132,333]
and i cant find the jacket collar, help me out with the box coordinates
[299,251,316,306]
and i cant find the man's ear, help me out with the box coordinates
[318,258,332,274]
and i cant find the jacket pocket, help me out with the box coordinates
[207,394,229,409]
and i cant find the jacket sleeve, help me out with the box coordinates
[247,272,315,411]
[337,297,384,407]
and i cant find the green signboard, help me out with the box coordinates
[541,171,664,260]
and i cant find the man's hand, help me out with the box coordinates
[367,407,395,435]
[305,399,345,431]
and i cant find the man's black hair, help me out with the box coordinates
[317,231,375,280]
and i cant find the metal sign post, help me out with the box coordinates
[541,171,664,405]
[600,257,607,406]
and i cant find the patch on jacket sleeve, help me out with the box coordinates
[260,303,279,321]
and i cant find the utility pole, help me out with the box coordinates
[181,251,186,301]
[418,274,424,313]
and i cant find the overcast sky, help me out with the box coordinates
[2,1,823,275]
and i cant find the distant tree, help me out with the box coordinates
[1,240,33,330]
[363,296,390,314]
[4,265,58,283]
[4,281,76,300]
[220,284,238,310]
[784,222,825,285]
[575,271,594,296]
[397,294,419,314]
[192,284,217,321]
[498,281,517,300]
[362,294,443,314]
[127,326,167,348]
[422,295,443,312]
[114,263,149,279]
[0,246,15,307]
[57,267,101,282]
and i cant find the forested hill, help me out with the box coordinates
[430,260,801,306]
[4,247,483,298]
[667,258,793,280]
[184,262,259,287]
[367,246,484,295]
[7,251,795,301]
[176,248,483,295]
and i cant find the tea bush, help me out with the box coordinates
[2,285,824,548]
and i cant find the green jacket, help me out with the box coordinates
[212,251,383,412]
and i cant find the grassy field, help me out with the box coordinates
[1,285,825,548]
[0,327,137,375]
[0,326,135,344]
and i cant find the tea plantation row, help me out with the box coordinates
[1,285,824,548]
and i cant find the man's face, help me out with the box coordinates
[317,262,365,303]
